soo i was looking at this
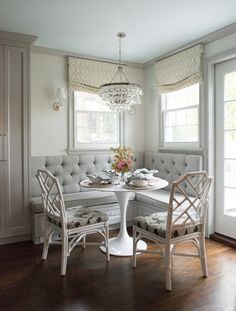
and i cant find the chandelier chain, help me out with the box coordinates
[119,34,121,66]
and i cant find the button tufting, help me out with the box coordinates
[173,162,175,165]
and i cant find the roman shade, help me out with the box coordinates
[68,57,118,94]
[155,44,204,94]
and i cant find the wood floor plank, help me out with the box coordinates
[0,230,236,311]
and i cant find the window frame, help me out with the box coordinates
[159,83,202,151]
[68,90,124,153]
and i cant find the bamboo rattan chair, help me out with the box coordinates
[36,169,110,276]
[133,171,213,291]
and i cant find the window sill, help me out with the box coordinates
[67,148,114,155]
[158,146,204,154]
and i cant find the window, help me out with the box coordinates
[161,83,200,147]
[72,91,122,150]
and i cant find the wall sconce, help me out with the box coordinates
[53,87,66,111]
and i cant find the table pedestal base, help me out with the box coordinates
[100,236,147,257]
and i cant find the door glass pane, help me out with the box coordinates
[215,61,236,238]
[224,160,236,188]
[224,130,236,158]
[224,72,236,101]
[224,187,236,214]
[225,102,236,129]
[224,71,236,216]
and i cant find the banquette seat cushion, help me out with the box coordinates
[31,191,135,213]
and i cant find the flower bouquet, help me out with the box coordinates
[111,147,133,174]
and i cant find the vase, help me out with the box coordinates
[120,172,127,185]
[112,173,120,186]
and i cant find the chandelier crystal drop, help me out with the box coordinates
[98,32,143,112]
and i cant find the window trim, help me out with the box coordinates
[159,83,202,151]
[68,90,124,153]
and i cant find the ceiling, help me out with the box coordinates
[0,0,236,64]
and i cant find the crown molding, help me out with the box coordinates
[7,20,236,67]
[144,22,236,67]
[31,45,144,69]
[0,30,37,47]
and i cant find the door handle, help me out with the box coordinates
[0,133,3,161]
[3,133,7,163]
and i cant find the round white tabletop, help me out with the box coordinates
[80,177,168,256]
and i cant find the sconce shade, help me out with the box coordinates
[53,87,66,111]
[56,87,66,99]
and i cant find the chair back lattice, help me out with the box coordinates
[168,171,213,232]
[36,169,66,227]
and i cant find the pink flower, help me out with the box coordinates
[111,147,133,173]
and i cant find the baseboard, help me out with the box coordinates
[0,233,31,245]
[210,232,236,248]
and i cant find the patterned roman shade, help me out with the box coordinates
[68,57,118,94]
[155,44,204,94]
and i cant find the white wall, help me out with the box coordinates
[144,65,160,151]
[31,53,68,156]
[31,52,145,156]
[123,66,145,151]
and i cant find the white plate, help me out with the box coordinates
[88,181,112,187]
[81,180,112,188]
[123,183,154,190]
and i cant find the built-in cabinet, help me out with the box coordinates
[0,31,36,244]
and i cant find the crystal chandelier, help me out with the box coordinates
[98,32,143,112]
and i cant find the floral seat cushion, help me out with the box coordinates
[134,212,200,238]
[47,207,108,229]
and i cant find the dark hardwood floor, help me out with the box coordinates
[1,229,236,311]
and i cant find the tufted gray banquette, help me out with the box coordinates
[30,152,202,244]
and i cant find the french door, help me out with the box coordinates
[215,59,236,239]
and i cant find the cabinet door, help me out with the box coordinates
[0,45,4,236]
[4,46,29,236]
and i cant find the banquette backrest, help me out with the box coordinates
[30,152,203,198]
[30,153,144,197]
[145,152,203,193]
